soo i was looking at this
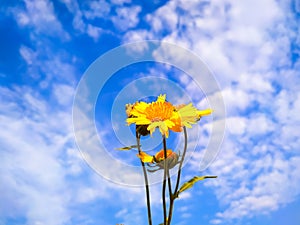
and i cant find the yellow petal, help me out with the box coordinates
[131,102,149,116]
[147,122,159,135]
[158,121,168,137]
[197,109,213,117]
[126,117,151,125]
[177,103,198,125]
[157,94,166,103]
[137,151,154,163]
[164,119,175,128]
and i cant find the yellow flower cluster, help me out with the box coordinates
[126,94,212,138]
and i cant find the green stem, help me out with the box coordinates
[167,170,173,225]
[174,127,188,196]
[162,135,168,225]
[163,137,173,201]
[136,130,152,225]
[168,127,188,225]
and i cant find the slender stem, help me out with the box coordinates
[136,130,152,225]
[167,170,173,225]
[167,169,172,201]
[162,135,168,225]
[168,127,188,225]
[163,137,173,200]
[174,127,188,195]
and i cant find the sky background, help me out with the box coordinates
[1,0,300,225]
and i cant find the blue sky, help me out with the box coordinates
[1,0,300,225]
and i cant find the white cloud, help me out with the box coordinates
[18,43,77,88]
[225,117,247,135]
[53,84,75,106]
[112,6,141,31]
[205,138,300,222]
[0,87,72,225]
[14,0,70,40]
[83,0,110,20]
[145,1,178,32]
[227,0,283,28]
[59,0,108,41]
[19,45,35,66]
[238,72,274,93]
[247,113,274,135]
[221,88,252,114]
[86,24,103,41]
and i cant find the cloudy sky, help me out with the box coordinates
[1,0,300,225]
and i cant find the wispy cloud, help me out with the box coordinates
[0,86,72,225]
[12,0,70,40]
[112,5,141,31]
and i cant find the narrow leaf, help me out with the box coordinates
[177,176,217,196]
[115,145,141,151]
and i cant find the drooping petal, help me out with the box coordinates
[147,121,160,135]
[177,103,199,127]
[158,121,168,138]
[137,151,154,163]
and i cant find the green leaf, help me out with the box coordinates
[177,176,217,197]
[115,145,141,151]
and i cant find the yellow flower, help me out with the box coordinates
[126,94,212,137]
[127,94,179,138]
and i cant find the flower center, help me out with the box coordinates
[145,102,174,122]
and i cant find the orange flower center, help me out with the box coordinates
[144,102,174,122]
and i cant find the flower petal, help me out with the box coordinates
[157,94,166,103]
[127,117,151,125]
[197,109,213,117]
[159,121,168,137]
[137,151,154,163]
[147,121,159,135]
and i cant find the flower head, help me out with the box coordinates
[127,94,179,138]
[126,94,212,137]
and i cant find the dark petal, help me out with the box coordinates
[136,125,150,136]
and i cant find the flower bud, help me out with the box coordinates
[154,150,179,169]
